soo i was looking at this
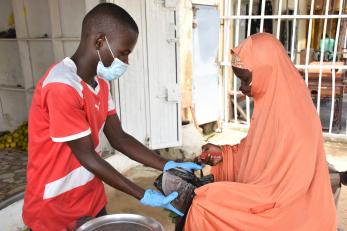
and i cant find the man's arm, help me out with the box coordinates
[67,135,145,199]
[103,114,168,171]
[68,134,184,216]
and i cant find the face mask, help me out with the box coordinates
[96,36,128,81]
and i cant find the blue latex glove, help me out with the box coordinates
[164,160,202,172]
[140,189,184,216]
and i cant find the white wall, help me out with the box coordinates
[0,0,13,31]
[0,42,23,86]
[0,0,182,149]
[192,0,218,5]
[0,91,27,132]
[0,199,25,231]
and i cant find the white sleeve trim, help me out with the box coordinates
[51,128,91,142]
[108,91,116,112]
[108,105,116,112]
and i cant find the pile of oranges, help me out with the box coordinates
[0,122,28,151]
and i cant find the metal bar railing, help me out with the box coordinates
[296,64,347,69]
[259,0,266,32]
[316,0,331,115]
[233,0,242,123]
[245,0,254,124]
[304,0,316,86]
[290,0,299,62]
[276,0,283,39]
[247,0,254,36]
[221,0,347,138]
[222,0,231,125]
[328,0,344,134]
[221,14,347,19]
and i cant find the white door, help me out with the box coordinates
[113,0,149,145]
[112,0,181,149]
[192,5,220,125]
[145,0,181,149]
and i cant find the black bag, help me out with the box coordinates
[154,168,214,231]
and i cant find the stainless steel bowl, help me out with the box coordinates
[76,214,164,231]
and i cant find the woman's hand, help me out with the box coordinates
[195,143,223,166]
[202,143,222,154]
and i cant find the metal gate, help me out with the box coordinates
[221,0,347,138]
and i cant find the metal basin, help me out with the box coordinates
[76,214,164,231]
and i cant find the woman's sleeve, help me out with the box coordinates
[211,137,246,182]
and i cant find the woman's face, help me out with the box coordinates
[232,66,252,97]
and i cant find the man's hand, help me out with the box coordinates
[163,160,202,172]
[140,189,184,216]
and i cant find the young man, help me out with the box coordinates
[23,3,201,230]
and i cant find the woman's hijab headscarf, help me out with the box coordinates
[184,33,336,231]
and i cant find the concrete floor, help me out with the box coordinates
[325,141,347,229]
[318,96,347,134]
[0,149,27,209]
[105,166,175,231]
[104,127,347,230]
[337,185,347,230]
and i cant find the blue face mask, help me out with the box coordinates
[96,36,128,81]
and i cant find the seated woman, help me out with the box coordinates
[184,33,337,231]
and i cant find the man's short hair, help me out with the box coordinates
[81,3,138,38]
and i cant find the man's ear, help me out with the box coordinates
[96,39,102,49]
[95,33,106,50]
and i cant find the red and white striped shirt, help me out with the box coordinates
[23,57,116,231]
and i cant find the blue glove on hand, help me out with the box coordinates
[164,160,202,172]
[140,189,184,216]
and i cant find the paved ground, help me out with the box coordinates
[338,185,347,230]
[0,149,27,208]
[326,141,347,230]
[105,166,175,231]
[319,96,347,134]
[105,127,347,230]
